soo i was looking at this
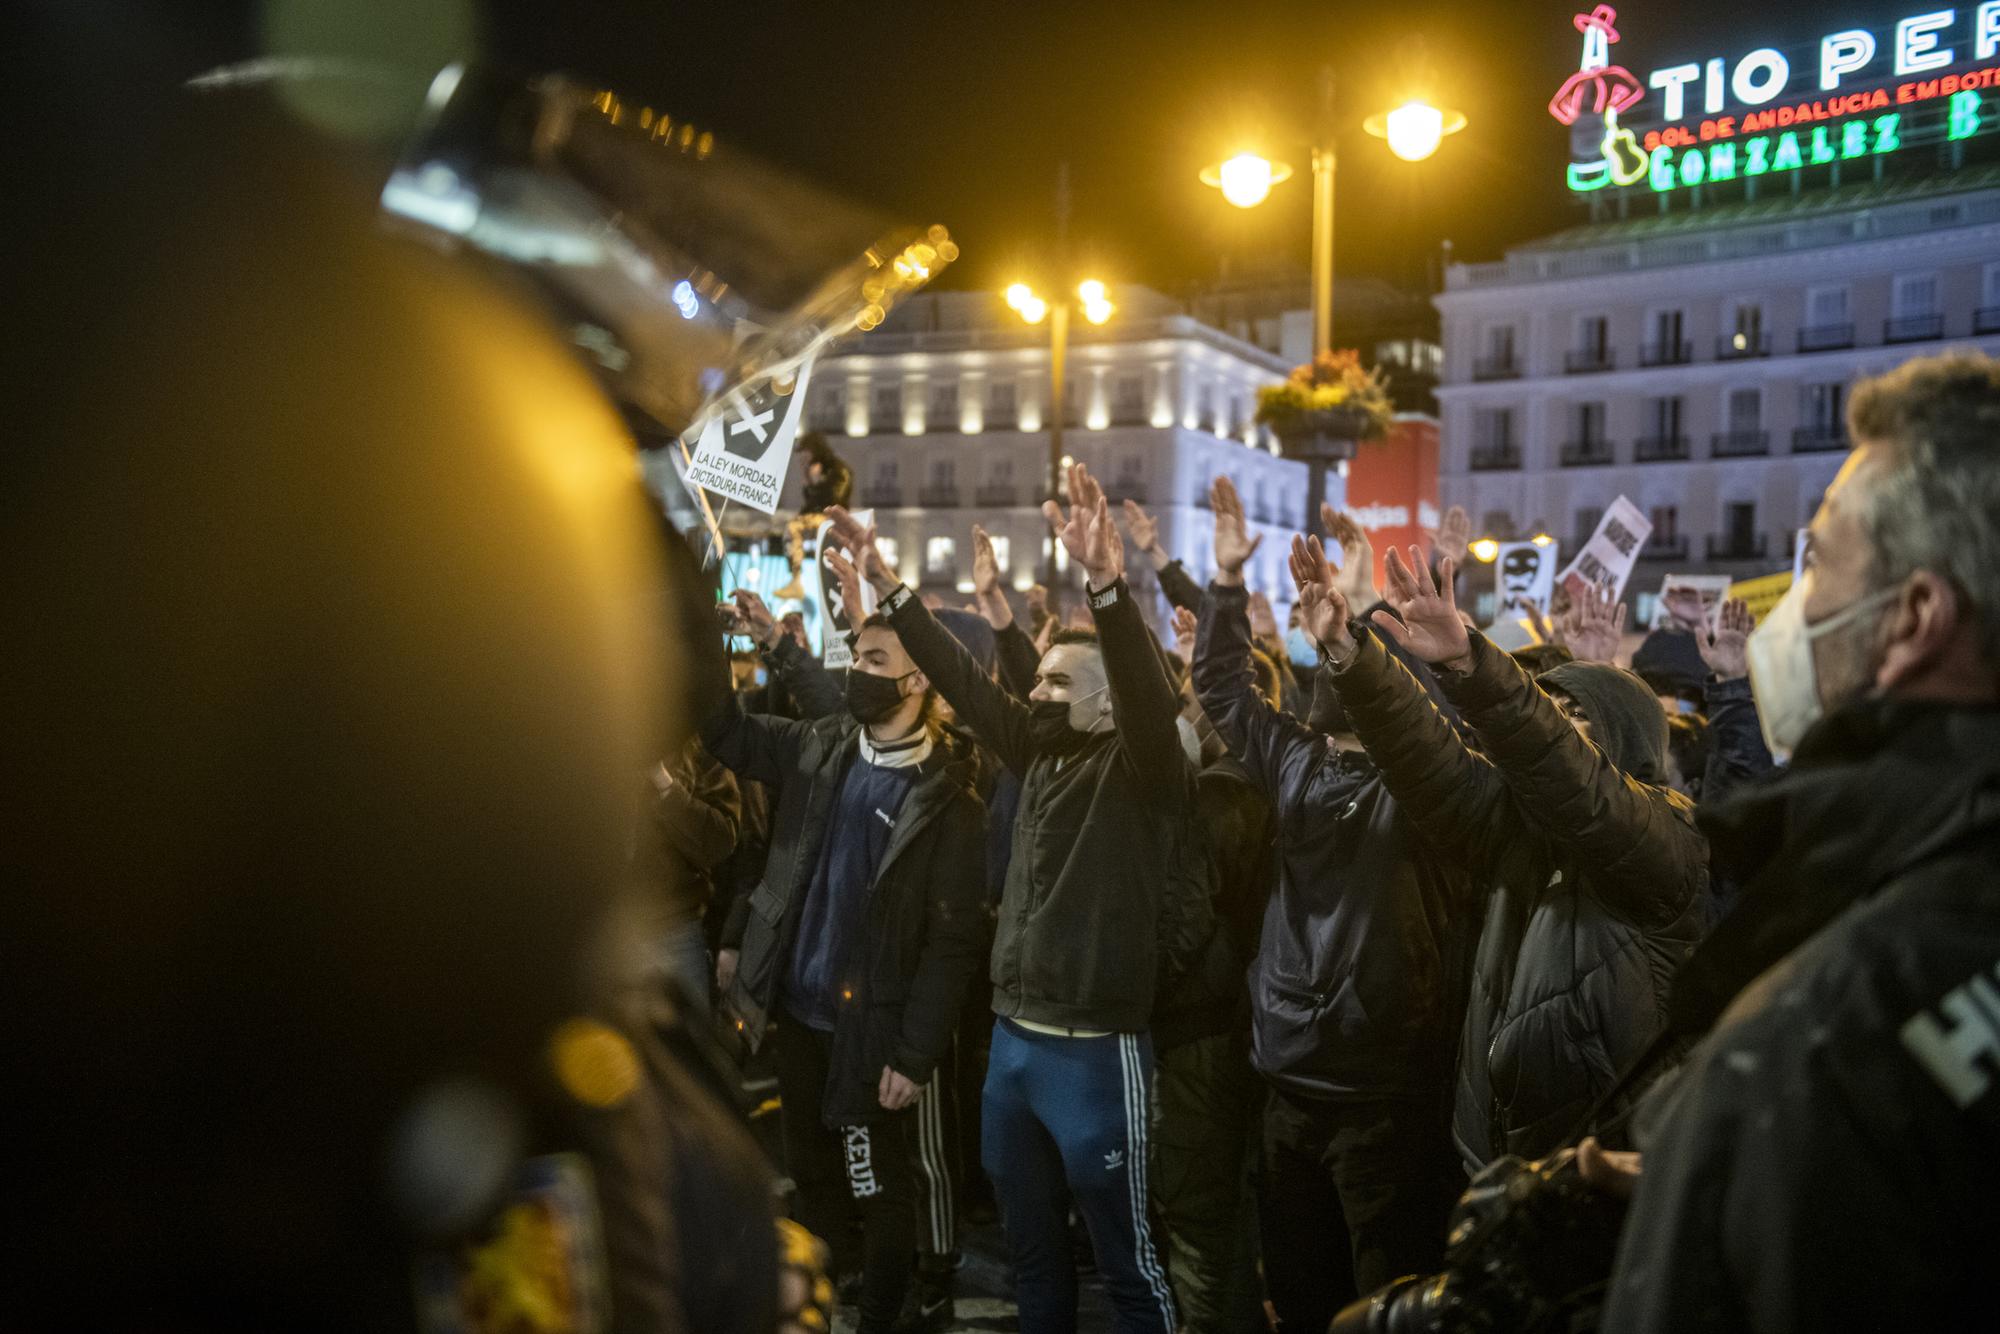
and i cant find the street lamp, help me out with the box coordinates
[1007,278,1116,584]
[1201,68,1465,356]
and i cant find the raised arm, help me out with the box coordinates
[1193,583,1325,806]
[994,621,1041,701]
[1373,545,1702,927]
[1300,535,1517,874]
[728,587,845,721]
[825,509,1039,777]
[698,611,815,788]
[1057,464,1185,780]
[1696,598,1775,801]
[1121,499,1204,614]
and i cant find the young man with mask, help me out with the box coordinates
[1192,477,1467,1328]
[826,463,1198,1334]
[702,592,988,1334]
[1585,352,2000,1332]
[1293,535,1707,1170]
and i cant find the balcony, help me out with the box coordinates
[1798,323,1856,352]
[1560,439,1615,467]
[1564,347,1617,374]
[1976,306,2000,335]
[1716,332,1771,359]
[861,485,903,508]
[1469,444,1522,472]
[917,486,961,509]
[974,484,1018,507]
[1471,355,1522,382]
[1792,425,1849,454]
[1884,313,1945,344]
[1640,534,1689,561]
[1639,341,1693,367]
[1634,435,1690,463]
[1706,533,1769,561]
[1711,429,1770,458]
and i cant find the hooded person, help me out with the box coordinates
[1596,350,2000,1334]
[1297,536,1708,1170]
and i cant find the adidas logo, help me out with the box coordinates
[1103,1148,1124,1171]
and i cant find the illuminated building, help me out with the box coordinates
[795,287,1315,611]
[1437,2,2000,625]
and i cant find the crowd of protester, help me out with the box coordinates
[16,56,1996,1322]
[637,347,2000,1334]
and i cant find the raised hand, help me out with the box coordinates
[1209,475,1264,581]
[1375,545,1471,668]
[1557,588,1627,664]
[1698,596,1752,680]
[826,540,865,627]
[971,524,1002,596]
[1122,499,1161,556]
[1170,606,1198,660]
[1431,504,1472,569]
[1247,590,1278,640]
[1289,534,1354,659]
[1042,462,1123,587]
[731,588,781,648]
[824,506,896,594]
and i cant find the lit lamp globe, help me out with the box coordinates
[1201,152,1294,209]
[1363,100,1468,162]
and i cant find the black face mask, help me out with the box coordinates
[1028,685,1107,754]
[845,668,912,725]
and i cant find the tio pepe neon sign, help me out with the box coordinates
[1557,4,1999,194]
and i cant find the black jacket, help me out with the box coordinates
[700,682,989,1126]
[1331,630,1707,1166]
[1604,701,2000,1334]
[884,578,1205,1033]
[1194,582,1463,1102]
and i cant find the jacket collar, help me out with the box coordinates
[1669,696,2000,1034]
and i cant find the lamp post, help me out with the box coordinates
[1201,66,1465,356]
[1006,279,1116,586]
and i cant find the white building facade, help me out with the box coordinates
[1435,175,2000,623]
[808,288,1323,612]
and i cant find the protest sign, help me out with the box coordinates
[1494,541,1558,617]
[814,510,875,669]
[1649,573,1733,632]
[683,356,816,514]
[1557,497,1651,605]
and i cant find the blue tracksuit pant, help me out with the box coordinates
[981,1018,1177,1333]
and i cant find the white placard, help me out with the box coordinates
[682,356,816,515]
[1493,541,1558,618]
[1558,496,1652,606]
[1649,574,1733,632]
[814,510,875,669]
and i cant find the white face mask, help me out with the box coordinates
[1745,579,1901,758]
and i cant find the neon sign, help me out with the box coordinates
[1559,5,2000,195]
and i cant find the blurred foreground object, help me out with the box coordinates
[4,20,774,1329]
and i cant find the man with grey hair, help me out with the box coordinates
[1590,349,2000,1331]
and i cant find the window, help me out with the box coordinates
[929,458,956,486]
[1577,315,1609,356]
[1480,509,1516,540]
[1893,273,1940,318]
[1117,452,1144,486]
[1724,502,1757,547]
[876,537,900,575]
[872,384,900,426]
[812,384,845,431]
[1114,375,1144,416]
[1802,382,1845,429]
[991,458,1014,482]
[931,381,959,419]
[1473,407,1517,448]
[1648,308,1685,358]
[1484,324,1517,364]
[1727,387,1762,431]
[988,380,1017,422]
[1644,395,1684,438]
[1195,381,1213,425]
[1650,505,1679,540]
[874,459,899,484]
[988,534,1011,575]
[925,537,955,574]
[1807,285,1850,327]
[1984,262,2000,308]
[1574,401,1606,444]
[1574,505,1604,543]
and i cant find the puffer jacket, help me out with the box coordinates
[1330,628,1707,1166]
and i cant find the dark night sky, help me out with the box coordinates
[475,0,1903,296]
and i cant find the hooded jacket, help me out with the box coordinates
[1193,582,1465,1103]
[1603,701,2000,1334]
[1330,629,1707,1166]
